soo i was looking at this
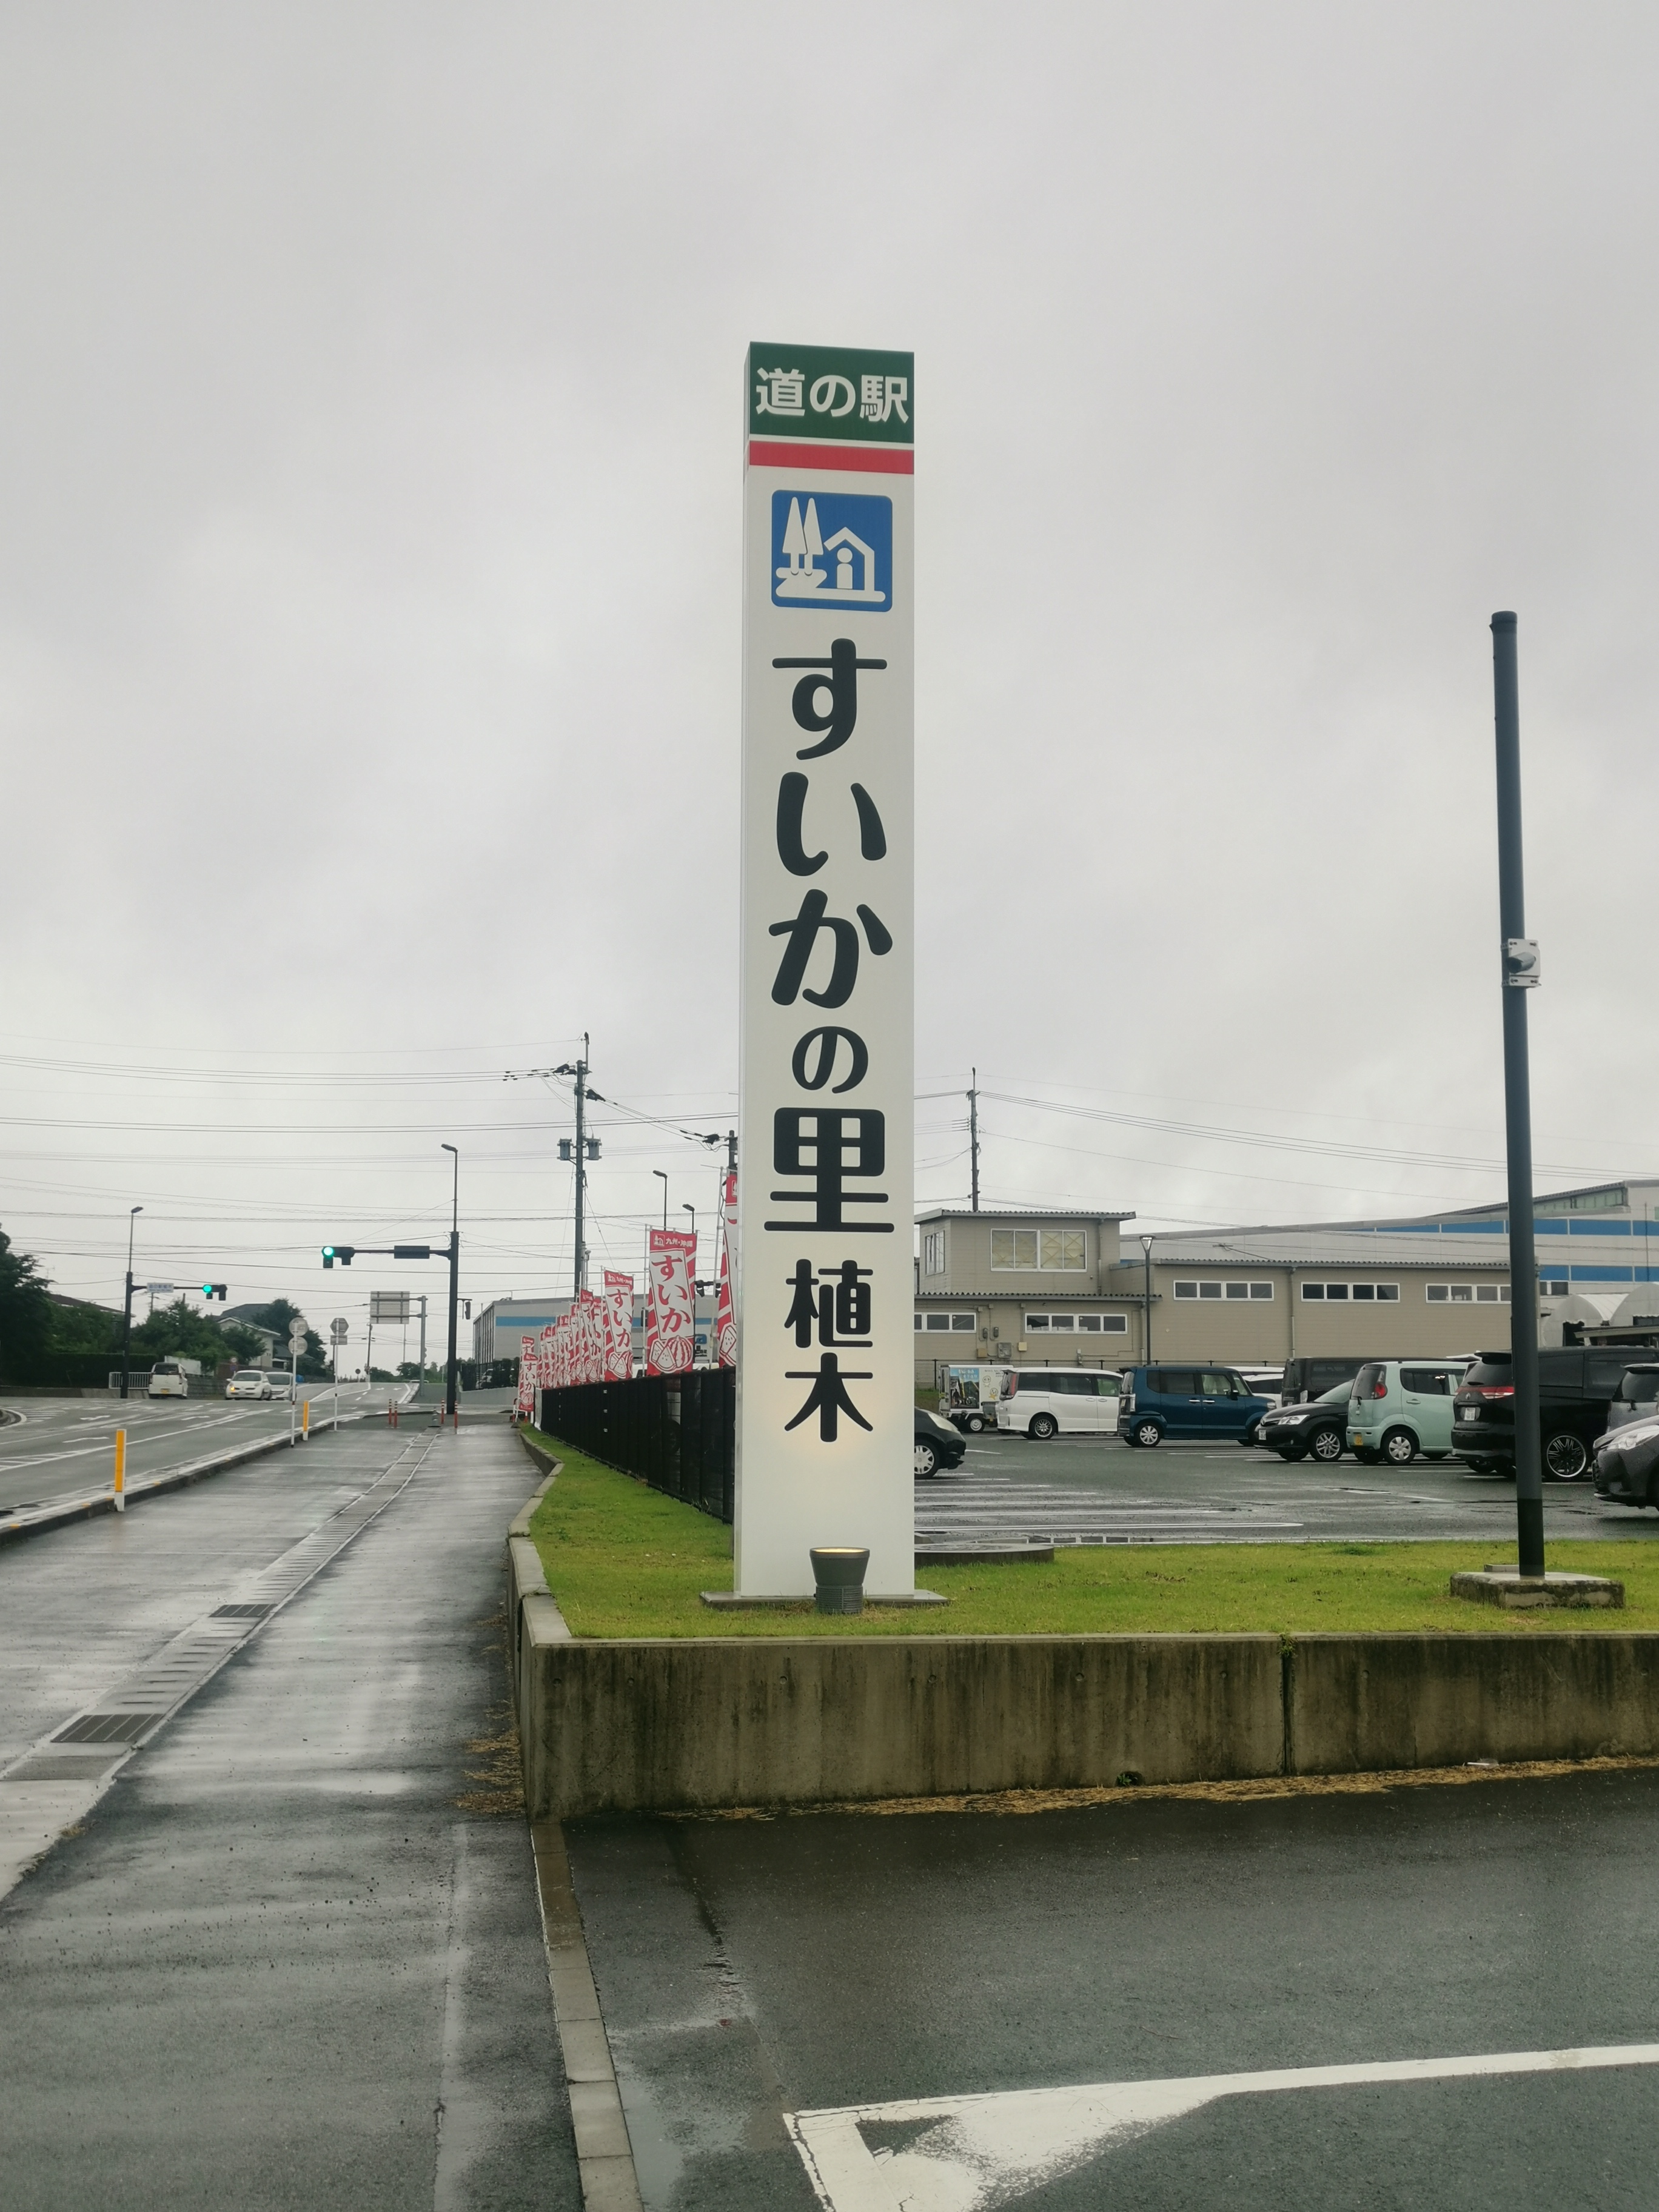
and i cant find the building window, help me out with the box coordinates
[913,1313,922,1330]
[1427,1283,1510,1304]
[1541,1276,1568,1296]
[1025,1312,1127,1336]
[950,1312,976,1330]
[992,1230,1038,1270]
[991,1227,1087,1272]
[1562,1186,1627,1213]
[1174,1279,1275,1301]
[1301,1282,1400,1302]
[922,1230,945,1276]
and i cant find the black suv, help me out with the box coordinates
[1453,1346,1635,1481]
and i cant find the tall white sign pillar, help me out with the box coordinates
[735,342,915,1597]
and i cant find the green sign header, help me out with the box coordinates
[748,343,913,444]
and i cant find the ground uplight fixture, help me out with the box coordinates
[810,1547,870,1616]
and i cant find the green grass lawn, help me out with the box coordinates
[523,1432,1659,1640]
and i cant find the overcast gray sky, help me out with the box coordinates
[4,2,1657,1333]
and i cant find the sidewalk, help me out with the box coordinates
[0,1425,579,2211]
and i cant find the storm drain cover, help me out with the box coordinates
[210,1603,272,1620]
[52,1711,166,1745]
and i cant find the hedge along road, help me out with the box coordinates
[568,1769,1659,2212]
[0,1421,579,2212]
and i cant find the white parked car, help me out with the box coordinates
[147,1361,190,1399]
[224,1369,273,1400]
[995,1367,1123,1439]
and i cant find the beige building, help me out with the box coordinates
[916,1205,1522,1387]
[915,1180,1659,1384]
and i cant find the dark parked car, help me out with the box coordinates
[1453,1346,1635,1481]
[1278,1356,1370,1406]
[1256,1381,1353,1463]
[914,1406,967,1478]
[1594,1415,1659,1508]
[1116,1366,1272,1447]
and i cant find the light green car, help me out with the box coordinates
[1347,1358,1469,1466]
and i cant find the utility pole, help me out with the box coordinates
[418,1294,427,1387]
[1491,613,1544,1577]
[120,1205,142,1401]
[968,1069,980,1213]
[726,1130,737,1174]
[573,1034,588,1293]
[442,1144,460,1419]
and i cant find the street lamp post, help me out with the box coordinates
[120,1206,143,1400]
[1139,1233,1154,1368]
[1491,613,1544,1578]
[653,1170,668,1230]
[441,1144,460,1420]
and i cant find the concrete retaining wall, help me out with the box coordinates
[1287,1633,1659,1773]
[504,1512,1659,1816]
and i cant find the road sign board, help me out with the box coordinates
[737,340,915,1600]
[146,1282,175,1296]
[330,1318,349,1341]
[288,1326,308,1349]
[370,1292,411,1324]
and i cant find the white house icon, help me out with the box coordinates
[775,498,886,604]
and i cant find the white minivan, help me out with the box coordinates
[147,1360,191,1399]
[995,1367,1122,1439]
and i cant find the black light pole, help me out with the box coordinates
[120,1205,142,1400]
[1139,1233,1154,1367]
[653,1170,668,1230]
[441,1144,460,1420]
[1491,612,1544,1577]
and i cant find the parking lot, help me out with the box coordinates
[569,1765,1659,2211]
[917,1431,1659,1549]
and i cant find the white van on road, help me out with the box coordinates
[995,1368,1123,1439]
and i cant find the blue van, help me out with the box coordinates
[1118,1365,1271,1447]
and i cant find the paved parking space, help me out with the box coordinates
[917,1432,1658,1547]
[569,1768,1659,2210]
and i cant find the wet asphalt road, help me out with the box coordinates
[918,1430,1659,1547]
[0,1381,385,1520]
[0,1421,577,2212]
[569,1771,1659,2211]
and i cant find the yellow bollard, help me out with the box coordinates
[302,1397,310,1441]
[113,1428,126,1514]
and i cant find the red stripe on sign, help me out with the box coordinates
[748,439,913,475]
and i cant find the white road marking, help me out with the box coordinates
[786,2045,1659,2211]
[0,1408,264,1472]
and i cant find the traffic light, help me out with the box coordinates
[321,1245,356,1269]
[201,1282,227,1301]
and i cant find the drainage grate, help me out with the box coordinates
[52,1711,166,1746]
[210,1602,272,1620]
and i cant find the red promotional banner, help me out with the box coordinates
[716,1170,737,1368]
[603,1271,635,1381]
[576,1290,606,1385]
[646,1228,699,1375]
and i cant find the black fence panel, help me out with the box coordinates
[538,1367,736,1524]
